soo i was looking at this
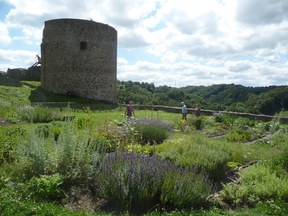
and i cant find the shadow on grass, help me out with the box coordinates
[29,86,118,111]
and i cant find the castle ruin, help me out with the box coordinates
[41,18,117,103]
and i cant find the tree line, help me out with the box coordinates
[117,80,288,115]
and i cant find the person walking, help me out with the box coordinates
[181,101,187,120]
[195,104,201,117]
[125,101,134,119]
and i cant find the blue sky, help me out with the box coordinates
[1,0,288,87]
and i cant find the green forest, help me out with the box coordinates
[117,81,288,115]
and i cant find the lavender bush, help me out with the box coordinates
[96,152,214,212]
[161,165,214,208]
[132,118,174,145]
[132,118,174,133]
[96,152,165,211]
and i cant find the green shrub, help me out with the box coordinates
[0,183,98,216]
[233,117,256,128]
[16,130,54,177]
[176,119,191,133]
[156,135,231,182]
[35,124,50,138]
[54,123,106,185]
[14,122,107,185]
[226,129,253,142]
[27,174,65,202]
[126,143,155,155]
[33,106,54,122]
[53,126,62,141]
[221,162,288,206]
[213,114,236,126]
[0,168,10,188]
[0,99,16,119]
[193,117,203,130]
[76,117,86,129]
[0,126,27,164]
[254,200,288,216]
[268,114,281,134]
[268,127,288,170]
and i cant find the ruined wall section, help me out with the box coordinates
[41,19,117,103]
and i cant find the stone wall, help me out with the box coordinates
[41,18,117,103]
[7,67,41,81]
[7,68,28,80]
[134,104,288,123]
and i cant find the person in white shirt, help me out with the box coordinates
[181,102,187,120]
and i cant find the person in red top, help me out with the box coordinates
[125,101,134,119]
[195,104,201,117]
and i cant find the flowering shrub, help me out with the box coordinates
[176,119,191,133]
[96,152,164,211]
[132,118,174,145]
[17,105,35,122]
[97,124,136,151]
[96,152,214,212]
[161,165,214,208]
[132,118,174,132]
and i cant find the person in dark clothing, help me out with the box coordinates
[125,101,134,119]
[195,104,201,117]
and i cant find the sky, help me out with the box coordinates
[0,0,288,88]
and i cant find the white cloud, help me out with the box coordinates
[0,48,36,71]
[224,61,251,72]
[236,0,288,26]
[119,28,151,49]
[0,22,11,45]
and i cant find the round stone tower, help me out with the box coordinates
[41,18,117,103]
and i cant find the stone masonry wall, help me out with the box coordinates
[41,18,117,103]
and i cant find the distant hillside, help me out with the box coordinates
[118,81,288,115]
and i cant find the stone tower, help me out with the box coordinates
[41,18,117,103]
